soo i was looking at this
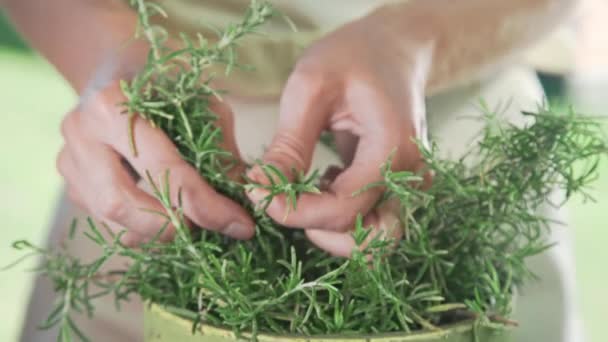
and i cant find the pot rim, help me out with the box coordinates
[146,303,510,341]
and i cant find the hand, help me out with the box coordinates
[246,14,432,257]
[57,83,255,246]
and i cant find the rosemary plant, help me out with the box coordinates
[7,1,607,341]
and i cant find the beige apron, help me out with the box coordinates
[20,1,582,341]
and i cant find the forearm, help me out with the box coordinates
[368,0,580,94]
[2,0,145,93]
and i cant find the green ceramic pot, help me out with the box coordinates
[144,304,511,342]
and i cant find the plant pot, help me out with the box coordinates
[144,304,511,342]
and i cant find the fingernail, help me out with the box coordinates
[226,222,253,239]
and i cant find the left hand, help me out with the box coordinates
[246,13,433,256]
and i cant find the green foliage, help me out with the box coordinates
[6,1,608,341]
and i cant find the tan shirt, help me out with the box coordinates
[158,0,574,97]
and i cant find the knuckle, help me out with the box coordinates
[266,133,309,172]
[60,112,79,140]
[98,190,129,222]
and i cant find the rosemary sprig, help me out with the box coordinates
[6,1,608,342]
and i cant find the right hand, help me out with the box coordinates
[57,83,255,246]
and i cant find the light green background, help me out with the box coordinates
[0,29,606,342]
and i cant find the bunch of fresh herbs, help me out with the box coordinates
[7,1,608,341]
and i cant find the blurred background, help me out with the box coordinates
[0,1,606,341]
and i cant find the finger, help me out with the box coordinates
[58,145,157,245]
[305,230,354,257]
[62,111,176,243]
[246,69,336,185]
[57,146,147,244]
[124,119,253,239]
[63,127,176,245]
[79,87,254,239]
[250,89,406,231]
[306,199,403,257]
